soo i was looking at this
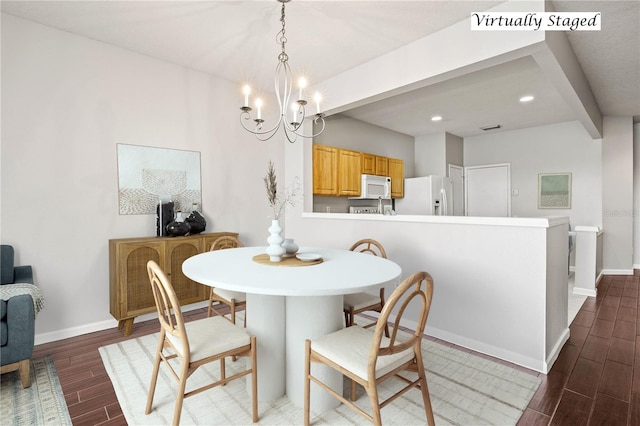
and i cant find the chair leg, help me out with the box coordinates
[416,350,436,426]
[250,336,258,423]
[172,363,189,426]
[207,289,215,317]
[18,359,30,388]
[304,340,311,426]
[145,339,164,415]
[366,383,382,426]
[350,378,357,401]
[347,307,355,327]
[230,300,238,362]
[230,300,236,325]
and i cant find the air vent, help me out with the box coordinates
[480,124,502,131]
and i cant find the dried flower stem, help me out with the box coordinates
[263,161,301,220]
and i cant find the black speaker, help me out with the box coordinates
[156,201,175,237]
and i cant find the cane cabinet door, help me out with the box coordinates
[165,238,207,303]
[118,241,163,319]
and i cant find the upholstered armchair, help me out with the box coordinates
[0,245,36,388]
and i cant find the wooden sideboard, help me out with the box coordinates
[109,232,238,336]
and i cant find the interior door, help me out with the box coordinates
[448,164,464,216]
[465,163,511,217]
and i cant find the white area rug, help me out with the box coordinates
[99,322,541,425]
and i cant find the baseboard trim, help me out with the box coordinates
[423,324,547,373]
[601,269,634,276]
[573,287,597,297]
[544,328,570,373]
[34,301,209,345]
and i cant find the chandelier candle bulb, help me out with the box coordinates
[243,85,251,107]
[255,98,262,120]
[298,77,306,101]
[314,92,321,114]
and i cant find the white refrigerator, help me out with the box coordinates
[395,175,454,215]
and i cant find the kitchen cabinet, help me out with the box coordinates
[389,157,404,198]
[375,156,389,176]
[312,144,338,195]
[362,153,376,175]
[313,143,403,198]
[363,154,391,177]
[337,148,362,196]
[109,232,238,336]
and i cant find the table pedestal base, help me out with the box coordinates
[286,295,343,412]
[246,294,285,401]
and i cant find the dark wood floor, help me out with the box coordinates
[30,272,639,425]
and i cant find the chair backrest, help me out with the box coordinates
[348,239,387,259]
[369,271,434,366]
[147,260,190,358]
[210,236,244,251]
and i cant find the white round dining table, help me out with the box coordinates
[182,246,402,412]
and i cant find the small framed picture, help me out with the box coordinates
[538,173,572,209]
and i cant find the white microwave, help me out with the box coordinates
[350,174,391,199]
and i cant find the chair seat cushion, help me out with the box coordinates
[214,289,246,303]
[343,292,381,311]
[167,316,251,362]
[311,326,414,380]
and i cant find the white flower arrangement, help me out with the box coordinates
[263,161,301,220]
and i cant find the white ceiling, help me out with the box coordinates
[2,0,638,138]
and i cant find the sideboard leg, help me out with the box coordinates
[117,318,135,336]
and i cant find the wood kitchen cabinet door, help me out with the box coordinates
[337,148,362,196]
[313,144,338,195]
[362,153,376,175]
[389,157,404,198]
[375,156,389,176]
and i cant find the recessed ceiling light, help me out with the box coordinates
[431,115,443,121]
[519,95,535,103]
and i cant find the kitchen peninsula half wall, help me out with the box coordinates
[287,213,570,373]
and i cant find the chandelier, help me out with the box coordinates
[240,0,325,143]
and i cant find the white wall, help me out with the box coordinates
[602,117,634,272]
[313,114,414,172]
[464,121,603,228]
[1,14,283,341]
[415,133,446,177]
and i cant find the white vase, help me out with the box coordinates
[282,238,299,257]
[266,219,286,262]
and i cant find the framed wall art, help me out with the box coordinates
[538,173,571,209]
[116,144,201,215]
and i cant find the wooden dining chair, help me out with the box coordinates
[304,271,435,426]
[207,236,247,327]
[344,238,390,337]
[145,260,258,426]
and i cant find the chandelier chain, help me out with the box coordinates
[278,2,288,63]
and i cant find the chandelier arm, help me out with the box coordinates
[239,112,286,138]
[288,115,326,139]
